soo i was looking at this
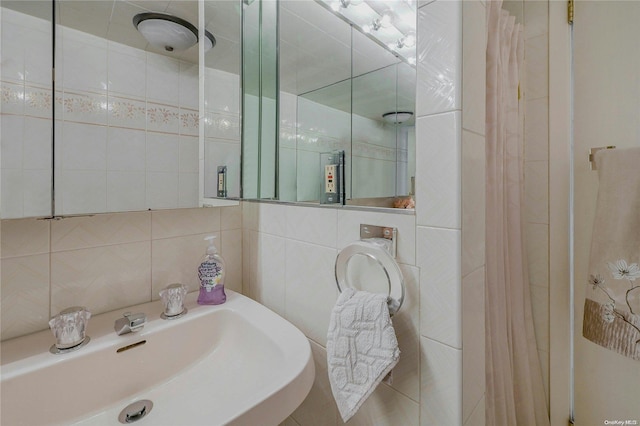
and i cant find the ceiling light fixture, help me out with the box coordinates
[133,13,216,52]
[382,111,414,124]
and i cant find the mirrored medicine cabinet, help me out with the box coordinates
[0,0,415,219]
[0,0,241,219]
[242,0,416,208]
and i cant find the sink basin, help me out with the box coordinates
[1,290,314,426]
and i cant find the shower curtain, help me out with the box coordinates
[485,1,549,425]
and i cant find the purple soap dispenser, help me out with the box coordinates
[197,236,227,305]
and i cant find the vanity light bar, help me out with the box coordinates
[320,0,416,63]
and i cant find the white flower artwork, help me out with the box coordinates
[607,259,640,281]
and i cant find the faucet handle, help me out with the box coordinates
[123,312,146,331]
[115,311,146,335]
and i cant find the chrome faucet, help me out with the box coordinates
[114,312,146,335]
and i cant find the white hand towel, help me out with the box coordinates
[326,288,400,422]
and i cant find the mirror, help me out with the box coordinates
[244,0,416,207]
[0,0,241,218]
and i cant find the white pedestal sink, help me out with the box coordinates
[1,290,314,426]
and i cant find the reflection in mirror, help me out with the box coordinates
[0,0,241,218]
[203,1,241,200]
[242,0,277,200]
[0,1,53,218]
[276,0,416,207]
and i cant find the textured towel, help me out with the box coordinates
[583,147,640,360]
[326,288,400,422]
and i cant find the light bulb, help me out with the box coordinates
[407,56,416,65]
[379,9,394,28]
[403,31,416,47]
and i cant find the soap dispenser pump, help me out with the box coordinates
[197,235,227,305]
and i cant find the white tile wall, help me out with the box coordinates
[415,112,462,229]
[416,0,462,117]
[1,206,242,342]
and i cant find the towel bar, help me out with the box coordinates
[335,240,405,316]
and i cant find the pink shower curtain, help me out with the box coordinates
[485,1,550,425]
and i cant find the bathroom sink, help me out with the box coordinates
[0,290,314,426]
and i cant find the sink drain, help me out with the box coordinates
[118,400,153,424]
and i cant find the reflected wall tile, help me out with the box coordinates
[51,211,150,252]
[61,31,108,93]
[179,61,198,110]
[107,127,146,171]
[60,122,107,171]
[0,254,50,341]
[1,170,24,218]
[1,82,25,115]
[107,172,147,212]
[416,0,462,117]
[179,135,199,173]
[146,103,180,134]
[107,96,147,130]
[151,233,219,298]
[461,130,485,276]
[204,111,241,140]
[417,226,462,348]
[151,208,221,240]
[178,172,199,208]
[1,115,24,169]
[415,112,461,229]
[146,53,180,104]
[420,336,462,425]
[51,242,151,316]
[23,117,52,170]
[292,340,338,426]
[221,229,243,294]
[59,170,107,215]
[462,266,485,423]
[107,48,146,99]
[1,218,49,258]
[146,171,179,210]
[22,170,52,217]
[284,240,338,346]
[204,68,240,114]
[25,85,54,119]
[61,91,108,126]
[179,108,199,137]
[146,132,179,173]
